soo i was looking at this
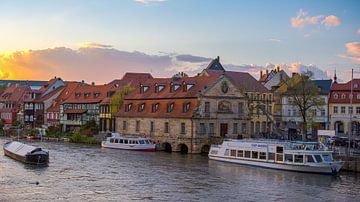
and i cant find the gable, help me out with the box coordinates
[201,76,245,98]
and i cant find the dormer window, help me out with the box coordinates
[167,102,174,112]
[334,93,338,99]
[138,103,145,112]
[143,85,149,93]
[125,103,132,112]
[174,84,181,91]
[341,94,346,99]
[152,103,159,112]
[114,84,119,88]
[155,84,165,93]
[75,92,81,98]
[84,92,90,98]
[94,92,100,98]
[350,94,353,100]
[183,102,191,113]
[354,84,358,88]
[357,94,360,100]
[187,84,194,91]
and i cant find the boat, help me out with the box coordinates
[208,139,344,175]
[101,133,156,152]
[3,141,49,165]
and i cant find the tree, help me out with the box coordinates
[286,71,324,141]
[12,120,22,127]
[110,85,135,114]
[80,119,99,136]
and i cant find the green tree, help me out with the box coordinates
[12,120,22,127]
[286,71,324,141]
[110,85,135,114]
[80,119,99,136]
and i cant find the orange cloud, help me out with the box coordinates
[321,15,341,27]
[291,9,322,29]
[338,42,360,63]
[357,29,360,35]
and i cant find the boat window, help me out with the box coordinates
[276,146,283,153]
[307,155,315,163]
[314,155,322,163]
[144,140,149,144]
[259,152,266,160]
[115,139,119,143]
[225,149,229,156]
[135,141,139,144]
[139,140,145,144]
[268,153,275,161]
[323,155,333,162]
[210,150,218,155]
[120,139,123,144]
[124,139,128,144]
[285,154,293,162]
[244,151,251,158]
[237,150,244,158]
[230,150,236,157]
[294,155,304,163]
[252,151,258,159]
[110,139,114,143]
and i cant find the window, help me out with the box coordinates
[349,107,353,114]
[209,123,214,135]
[224,149,229,156]
[122,121,127,130]
[341,106,346,114]
[233,123,238,134]
[252,151,258,159]
[186,84,194,91]
[237,150,244,157]
[110,139,114,143]
[150,121,154,132]
[268,106,272,114]
[183,102,191,113]
[167,102,174,112]
[269,94,272,101]
[268,153,275,161]
[244,151,251,158]
[230,150,236,157]
[164,122,169,133]
[152,103,159,112]
[115,139,118,143]
[143,85,149,93]
[136,120,140,132]
[355,83,358,88]
[180,123,186,134]
[157,84,165,92]
[323,155,333,162]
[333,106,338,114]
[242,123,247,133]
[334,93,338,99]
[125,103,132,112]
[314,155,322,163]
[321,109,325,116]
[285,154,293,162]
[199,123,206,134]
[259,152,266,160]
[357,94,360,100]
[138,103,145,112]
[294,155,304,163]
[173,84,181,91]
[341,94,346,99]
[238,102,244,114]
[205,102,210,113]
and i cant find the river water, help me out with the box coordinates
[0,138,359,201]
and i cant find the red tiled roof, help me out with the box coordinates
[121,72,153,82]
[46,81,80,112]
[0,84,31,103]
[331,79,360,91]
[117,99,198,118]
[125,75,218,100]
[64,109,88,114]
[63,84,109,104]
[329,79,360,103]
[259,73,269,82]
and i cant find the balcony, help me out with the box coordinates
[61,120,83,126]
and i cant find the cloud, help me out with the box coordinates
[357,29,360,35]
[321,15,341,27]
[291,9,322,29]
[338,42,360,63]
[269,38,282,43]
[80,42,112,48]
[291,9,340,29]
[134,0,167,5]
[0,44,332,84]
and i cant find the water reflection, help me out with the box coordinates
[0,138,359,201]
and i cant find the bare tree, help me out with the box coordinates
[286,71,324,141]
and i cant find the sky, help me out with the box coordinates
[0,0,359,84]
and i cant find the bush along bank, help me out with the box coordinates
[69,131,100,144]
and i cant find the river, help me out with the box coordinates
[0,138,359,201]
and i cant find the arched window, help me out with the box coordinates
[334,93,338,99]
[341,94,346,99]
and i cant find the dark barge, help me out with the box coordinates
[3,141,49,165]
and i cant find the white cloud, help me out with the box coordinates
[291,9,340,29]
[134,0,167,5]
[269,38,282,43]
[79,42,112,48]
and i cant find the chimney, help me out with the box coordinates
[292,72,298,77]
[216,56,220,61]
[260,70,263,78]
[91,82,95,86]
[266,69,269,75]
[277,66,280,72]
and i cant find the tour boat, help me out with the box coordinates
[101,133,156,152]
[3,141,49,165]
[208,139,344,175]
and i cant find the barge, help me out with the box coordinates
[3,141,49,165]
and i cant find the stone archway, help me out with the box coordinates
[201,145,210,154]
[162,142,172,153]
[334,121,344,134]
[177,143,188,154]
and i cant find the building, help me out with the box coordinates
[23,77,65,128]
[259,65,290,90]
[99,73,153,133]
[60,83,109,132]
[0,80,47,90]
[0,84,31,126]
[329,76,360,136]
[274,73,332,137]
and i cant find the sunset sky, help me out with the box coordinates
[0,0,359,84]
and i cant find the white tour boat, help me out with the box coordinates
[208,139,344,175]
[101,133,156,152]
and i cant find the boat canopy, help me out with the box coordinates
[4,141,40,156]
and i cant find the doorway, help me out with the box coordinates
[220,123,228,138]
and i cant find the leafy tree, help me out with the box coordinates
[110,85,135,114]
[12,120,22,127]
[286,71,324,141]
[80,119,99,136]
